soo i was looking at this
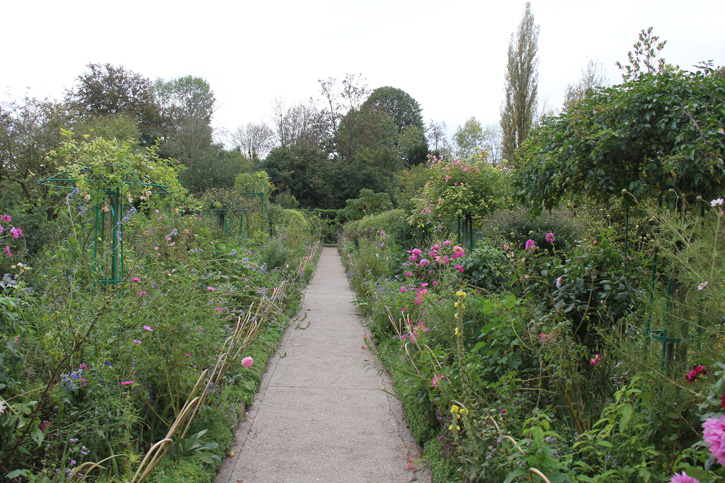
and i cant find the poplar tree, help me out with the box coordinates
[500,2,539,162]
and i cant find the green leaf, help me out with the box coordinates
[31,428,45,446]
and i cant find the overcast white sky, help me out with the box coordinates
[3,0,724,144]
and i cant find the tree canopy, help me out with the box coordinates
[513,65,725,213]
[361,86,424,133]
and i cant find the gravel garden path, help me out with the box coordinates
[215,246,430,483]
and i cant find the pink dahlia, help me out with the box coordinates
[241,356,254,368]
[669,471,699,483]
[703,415,725,465]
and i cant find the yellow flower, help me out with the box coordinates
[451,405,459,414]
[448,424,455,431]
[454,301,460,308]
[456,425,461,431]
[455,327,461,336]
[456,291,467,298]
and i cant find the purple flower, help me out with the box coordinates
[525,239,536,253]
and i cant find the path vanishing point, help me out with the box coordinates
[215,247,431,483]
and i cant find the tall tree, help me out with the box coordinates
[500,2,539,161]
[233,122,275,159]
[482,123,503,166]
[453,116,486,160]
[271,98,327,148]
[361,86,424,133]
[317,74,371,144]
[563,59,609,109]
[0,97,71,203]
[153,76,216,133]
[66,63,160,145]
[425,119,449,155]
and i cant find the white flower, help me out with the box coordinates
[712,198,724,207]
[698,281,709,290]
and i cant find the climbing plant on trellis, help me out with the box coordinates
[197,187,271,240]
[41,133,185,286]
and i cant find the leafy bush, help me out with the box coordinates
[462,242,509,292]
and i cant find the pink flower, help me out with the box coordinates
[539,333,553,344]
[10,227,23,238]
[703,416,725,465]
[131,277,141,282]
[525,239,536,253]
[454,264,464,273]
[215,307,223,313]
[698,281,709,290]
[184,228,190,234]
[121,380,135,385]
[419,258,430,267]
[5,246,11,257]
[185,353,191,357]
[207,286,215,291]
[133,340,142,344]
[405,271,413,277]
[556,276,563,288]
[590,354,601,366]
[0,214,10,223]
[545,232,555,243]
[685,365,707,383]
[442,240,451,247]
[399,287,407,293]
[139,291,147,296]
[669,471,699,483]
[711,198,724,207]
[241,356,254,368]
[143,325,153,331]
[431,374,444,388]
